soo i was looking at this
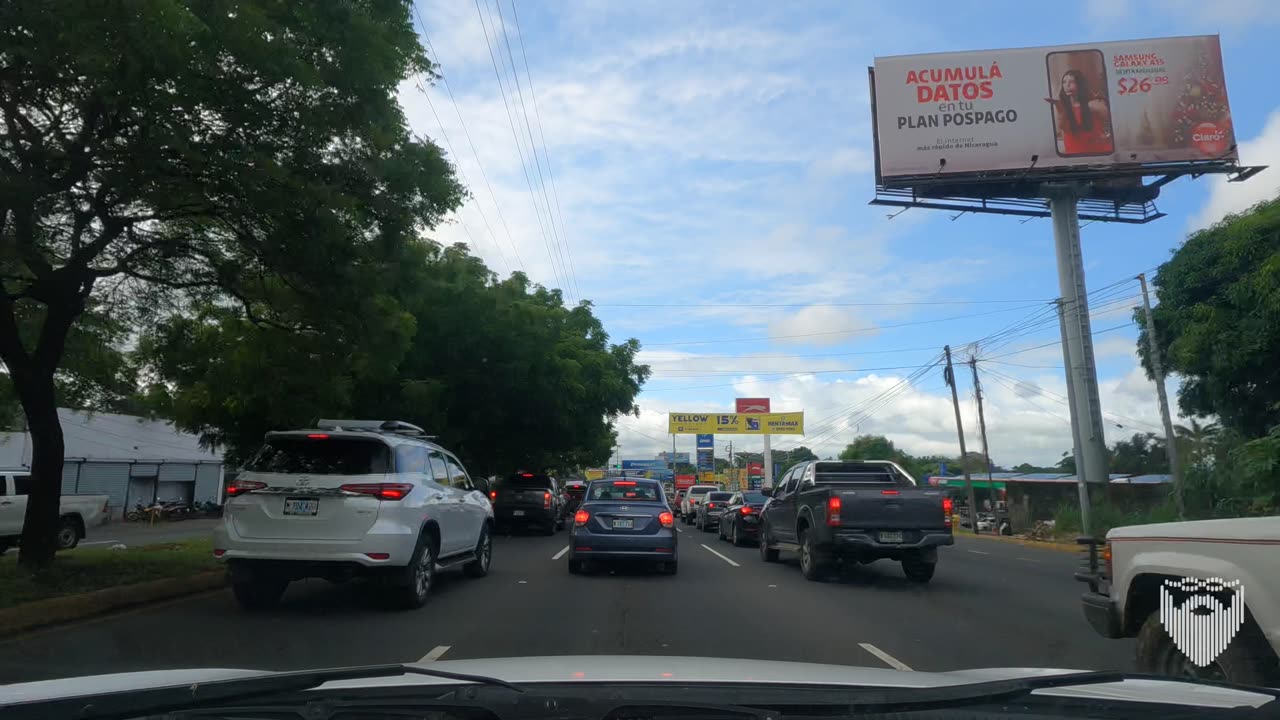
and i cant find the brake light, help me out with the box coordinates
[881,489,900,495]
[306,433,329,439]
[826,495,842,527]
[708,503,717,509]
[489,490,497,501]
[574,509,590,526]
[522,472,534,478]
[213,548,226,557]
[1103,542,1113,579]
[226,480,266,497]
[942,497,953,528]
[339,483,414,500]
[740,506,753,515]
[543,491,552,509]
[613,481,636,486]
[659,511,674,528]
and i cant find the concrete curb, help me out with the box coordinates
[0,570,226,637]
[959,532,1082,554]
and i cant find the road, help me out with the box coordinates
[0,527,1131,683]
[77,518,221,548]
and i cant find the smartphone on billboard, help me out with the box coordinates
[1046,49,1114,157]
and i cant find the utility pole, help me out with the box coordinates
[1138,272,1183,518]
[944,346,978,534]
[969,357,996,534]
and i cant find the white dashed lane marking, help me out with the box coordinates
[552,545,569,560]
[967,549,989,555]
[700,544,741,567]
[418,645,451,663]
[859,643,912,671]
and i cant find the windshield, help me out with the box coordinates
[5,1,1276,705]
[245,437,391,475]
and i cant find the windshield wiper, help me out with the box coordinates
[2,663,526,720]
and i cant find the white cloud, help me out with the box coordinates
[1190,109,1280,230]
[767,306,878,347]
[809,147,873,179]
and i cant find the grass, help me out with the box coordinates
[1051,497,1182,539]
[0,538,221,610]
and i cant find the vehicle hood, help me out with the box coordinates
[1107,515,1280,541]
[2,656,1273,709]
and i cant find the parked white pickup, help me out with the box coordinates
[1078,516,1280,686]
[0,470,110,553]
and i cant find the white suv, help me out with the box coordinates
[214,420,493,610]
[680,484,720,524]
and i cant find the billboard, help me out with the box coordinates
[585,469,604,480]
[872,35,1236,181]
[675,474,696,489]
[696,434,714,449]
[668,412,804,435]
[621,459,666,470]
[735,397,771,414]
[658,451,690,465]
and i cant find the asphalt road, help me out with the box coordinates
[0,526,1133,684]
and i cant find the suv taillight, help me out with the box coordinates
[826,495,841,527]
[226,480,266,497]
[942,497,954,528]
[574,509,590,526]
[489,490,497,502]
[340,483,413,501]
[544,491,552,509]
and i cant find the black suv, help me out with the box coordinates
[492,472,563,535]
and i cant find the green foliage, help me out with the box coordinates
[1139,195,1280,438]
[1108,432,1170,476]
[1052,497,1181,538]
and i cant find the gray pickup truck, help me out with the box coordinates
[758,460,953,583]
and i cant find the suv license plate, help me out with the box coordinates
[613,519,634,529]
[512,510,525,516]
[284,498,319,516]
[879,531,904,543]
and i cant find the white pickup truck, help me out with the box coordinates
[0,470,110,553]
[1077,516,1280,686]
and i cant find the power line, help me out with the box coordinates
[502,0,580,303]
[473,0,569,296]
[600,298,1055,308]
[982,365,1165,433]
[413,7,527,272]
[980,322,1136,361]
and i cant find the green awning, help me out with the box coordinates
[939,479,1006,490]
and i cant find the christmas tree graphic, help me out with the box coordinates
[1171,44,1229,148]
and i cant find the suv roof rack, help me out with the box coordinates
[315,419,434,438]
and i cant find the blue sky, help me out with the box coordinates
[404,0,1280,467]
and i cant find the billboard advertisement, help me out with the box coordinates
[658,451,690,465]
[675,474,696,489]
[585,469,604,480]
[735,397,771,414]
[696,448,714,471]
[668,412,804,435]
[621,459,666,470]
[696,433,714,449]
[872,35,1236,180]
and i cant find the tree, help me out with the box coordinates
[1175,419,1221,466]
[1109,432,1170,476]
[0,2,464,567]
[1138,196,1280,439]
[1056,452,1077,474]
[839,435,902,462]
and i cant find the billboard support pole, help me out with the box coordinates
[1056,299,1091,537]
[1048,184,1106,536]
[762,434,773,490]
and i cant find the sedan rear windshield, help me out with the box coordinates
[688,486,718,495]
[246,436,391,475]
[504,473,554,488]
[743,492,767,503]
[589,482,663,502]
[706,492,733,502]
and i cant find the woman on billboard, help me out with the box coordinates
[1045,56,1114,156]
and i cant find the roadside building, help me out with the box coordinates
[0,409,224,520]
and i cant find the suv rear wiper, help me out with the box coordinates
[2,663,525,720]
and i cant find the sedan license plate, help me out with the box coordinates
[879,530,904,544]
[612,518,634,530]
[513,510,526,516]
[283,498,319,516]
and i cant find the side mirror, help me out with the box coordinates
[473,476,491,493]
[761,486,773,497]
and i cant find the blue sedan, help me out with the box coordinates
[568,478,678,575]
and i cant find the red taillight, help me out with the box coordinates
[489,490,497,501]
[574,509,590,526]
[881,489,900,495]
[659,511,674,528]
[826,495,842,527]
[1103,542,1113,578]
[942,497,954,528]
[365,552,390,560]
[544,491,552,509]
[306,433,329,439]
[521,472,534,478]
[613,481,637,486]
[339,483,414,501]
[226,480,266,497]
[708,503,717,509]
[213,549,226,557]
[740,506,753,515]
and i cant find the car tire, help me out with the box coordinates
[759,527,780,563]
[390,532,437,610]
[718,522,727,541]
[902,557,936,584]
[662,560,678,575]
[568,558,585,575]
[464,524,492,578]
[55,517,80,550]
[799,529,830,581]
[1135,609,1278,685]
[702,518,714,533]
[231,577,289,610]
[731,523,745,547]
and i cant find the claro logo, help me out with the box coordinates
[1192,122,1230,155]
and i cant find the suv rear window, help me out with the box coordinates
[504,473,554,488]
[246,436,391,475]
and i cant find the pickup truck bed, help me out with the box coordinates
[0,470,110,552]
[759,460,953,582]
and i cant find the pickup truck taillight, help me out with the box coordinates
[826,495,842,527]
[544,491,552,509]
[942,497,954,528]
[1103,542,1112,579]
[226,480,266,497]
[339,483,414,500]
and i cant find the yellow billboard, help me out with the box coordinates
[668,412,804,435]
[585,469,604,480]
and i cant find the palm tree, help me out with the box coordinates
[1175,419,1221,465]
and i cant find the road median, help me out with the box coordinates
[959,531,1081,553]
[0,539,225,637]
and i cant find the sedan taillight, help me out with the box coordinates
[574,509,590,526]
[740,506,753,515]
[340,483,414,501]
[659,511,674,528]
[226,480,266,497]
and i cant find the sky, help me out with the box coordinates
[403,0,1280,470]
